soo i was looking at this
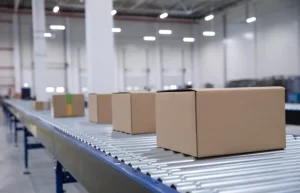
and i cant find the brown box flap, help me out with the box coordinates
[112,93,132,133]
[156,91,198,156]
[131,93,156,134]
[196,86,286,157]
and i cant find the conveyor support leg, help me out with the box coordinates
[13,118,23,147]
[56,161,77,193]
[23,127,44,175]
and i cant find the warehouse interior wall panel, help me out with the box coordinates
[5,0,300,94]
[0,14,13,94]
[197,0,300,86]
[256,0,300,77]
[226,4,256,81]
[197,15,225,88]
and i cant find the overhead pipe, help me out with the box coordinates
[0,66,14,70]
[0,7,197,24]
[0,47,13,51]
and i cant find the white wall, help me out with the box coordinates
[196,0,300,87]
[2,0,300,96]
[14,14,195,97]
[0,14,13,95]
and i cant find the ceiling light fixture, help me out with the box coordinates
[112,28,121,33]
[203,31,215,36]
[183,37,195,42]
[143,36,156,41]
[159,30,172,35]
[44,33,52,37]
[160,12,168,19]
[46,87,55,93]
[205,14,214,21]
[53,5,59,13]
[111,10,117,16]
[246,17,256,23]
[56,87,65,93]
[50,25,65,30]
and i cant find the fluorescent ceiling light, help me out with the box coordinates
[243,32,254,39]
[53,6,59,13]
[205,14,214,21]
[163,85,170,90]
[23,83,29,88]
[144,36,156,41]
[159,30,172,35]
[183,37,195,42]
[170,85,178,90]
[246,17,256,23]
[46,87,55,93]
[56,87,65,93]
[160,12,168,19]
[112,28,121,33]
[44,33,52,37]
[50,25,65,30]
[111,10,117,16]
[203,31,215,36]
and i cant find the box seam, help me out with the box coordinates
[194,92,199,157]
[130,94,133,133]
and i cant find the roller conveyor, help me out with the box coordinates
[4,100,300,193]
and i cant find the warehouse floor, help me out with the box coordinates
[0,115,88,193]
[0,114,300,193]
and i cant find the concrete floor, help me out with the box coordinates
[1,112,300,193]
[0,115,87,193]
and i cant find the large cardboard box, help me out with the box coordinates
[88,94,112,124]
[32,101,50,111]
[52,94,85,117]
[156,87,286,157]
[112,92,156,134]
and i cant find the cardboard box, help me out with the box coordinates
[156,87,286,157]
[88,94,112,124]
[112,92,156,134]
[13,93,21,99]
[52,94,85,118]
[32,101,50,111]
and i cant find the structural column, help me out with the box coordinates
[192,24,200,88]
[13,14,21,93]
[154,23,162,90]
[32,0,47,100]
[85,0,117,93]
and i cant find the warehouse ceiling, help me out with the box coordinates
[0,0,248,19]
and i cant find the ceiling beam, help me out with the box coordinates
[130,0,148,10]
[14,0,22,11]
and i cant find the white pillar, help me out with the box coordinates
[85,0,117,93]
[13,14,21,93]
[155,23,162,90]
[32,0,47,100]
[192,24,200,88]
[65,17,73,93]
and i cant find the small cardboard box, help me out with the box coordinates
[32,101,50,111]
[112,92,156,134]
[13,93,21,99]
[88,94,112,124]
[52,94,85,118]
[156,87,286,157]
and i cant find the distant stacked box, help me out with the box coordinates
[287,76,300,93]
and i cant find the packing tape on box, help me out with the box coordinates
[66,94,73,116]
